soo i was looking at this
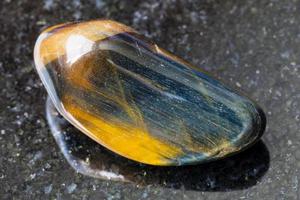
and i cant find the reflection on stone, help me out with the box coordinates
[46,97,270,190]
[35,20,266,165]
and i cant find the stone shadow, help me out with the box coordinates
[46,97,269,191]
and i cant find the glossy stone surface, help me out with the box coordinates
[34,20,266,166]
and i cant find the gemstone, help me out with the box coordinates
[34,20,266,166]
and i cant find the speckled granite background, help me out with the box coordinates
[0,0,299,199]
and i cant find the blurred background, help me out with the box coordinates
[0,0,299,199]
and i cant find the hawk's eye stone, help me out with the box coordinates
[34,20,266,166]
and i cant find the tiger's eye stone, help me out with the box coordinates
[34,20,266,166]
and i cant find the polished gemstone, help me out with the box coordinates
[34,20,266,166]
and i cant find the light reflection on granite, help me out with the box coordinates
[46,97,269,190]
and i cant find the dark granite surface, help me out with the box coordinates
[0,0,299,199]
